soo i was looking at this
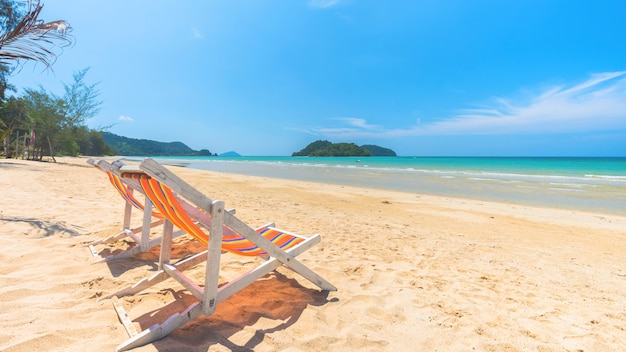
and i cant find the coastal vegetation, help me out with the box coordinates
[1,67,112,160]
[360,144,397,156]
[292,140,396,157]
[0,0,88,161]
[103,132,215,156]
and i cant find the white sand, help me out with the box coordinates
[1,157,625,352]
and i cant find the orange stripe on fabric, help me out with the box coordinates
[109,172,163,218]
[121,172,306,257]
[107,172,142,209]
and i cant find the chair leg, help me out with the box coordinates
[140,200,155,252]
[158,219,174,269]
[85,229,132,247]
[275,234,337,291]
[86,219,165,253]
[99,249,210,302]
[114,302,204,352]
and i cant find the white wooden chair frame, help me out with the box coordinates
[86,159,183,262]
[104,158,336,351]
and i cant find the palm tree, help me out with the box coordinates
[0,0,73,69]
[0,0,72,157]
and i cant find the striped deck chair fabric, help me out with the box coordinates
[104,158,336,351]
[121,172,305,256]
[85,159,181,262]
[106,171,163,219]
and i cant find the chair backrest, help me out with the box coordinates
[90,159,163,219]
[120,170,305,256]
[106,172,151,213]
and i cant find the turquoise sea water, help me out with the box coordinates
[126,156,626,215]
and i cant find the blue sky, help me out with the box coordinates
[8,0,626,156]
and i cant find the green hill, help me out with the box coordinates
[292,140,396,157]
[361,144,397,156]
[102,132,215,156]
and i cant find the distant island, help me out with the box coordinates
[103,132,216,156]
[102,133,395,158]
[292,140,396,157]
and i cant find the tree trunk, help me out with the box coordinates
[46,135,57,163]
[15,131,19,159]
[3,136,8,158]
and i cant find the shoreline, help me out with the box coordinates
[171,162,626,232]
[143,156,626,217]
[1,156,625,351]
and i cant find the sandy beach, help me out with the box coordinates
[1,156,625,352]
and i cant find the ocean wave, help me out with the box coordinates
[159,157,626,187]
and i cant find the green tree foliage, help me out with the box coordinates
[310,142,371,157]
[0,63,14,101]
[1,64,204,159]
[293,140,396,157]
[0,95,26,155]
[22,86,65,160]
[56,125,112,157]
[197,149,213,156]
[77,128,113,156]
[16,68,108,159]
[102,132,214,156]
[0,0,25,95]
[0,0,23,147]
[361,144,397,156]
[62,68,101,128]
[292,140,334,156]
[0,0,76,159]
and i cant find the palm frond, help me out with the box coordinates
[0,0,73,69]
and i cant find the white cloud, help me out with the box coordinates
[302,71,626,139]
[119,115,134,122]
[335,117,381,130]
[309,0,340,9]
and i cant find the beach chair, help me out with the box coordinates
[85,159,182,262]
[103,158,336,351]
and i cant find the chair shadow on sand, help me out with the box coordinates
[99,235,209,278]
[122,271,335,352]
[1,216,84,237]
